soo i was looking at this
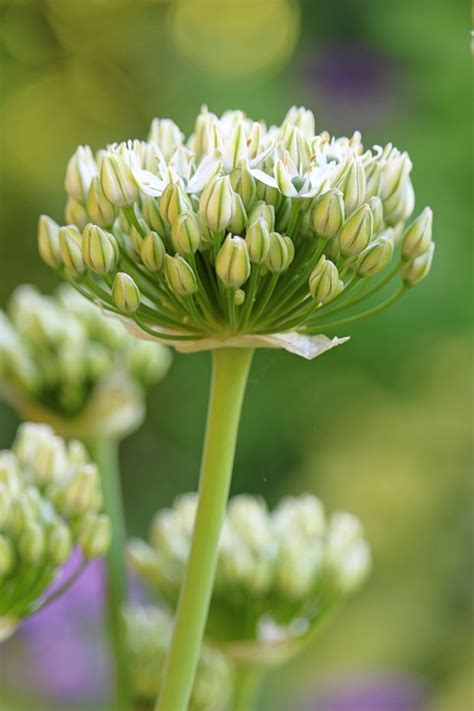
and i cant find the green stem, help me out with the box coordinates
[231,666,263,711]
[156,347,254,711]
[91,439,131,711]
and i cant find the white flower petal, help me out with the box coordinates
[186,156,222,193]
[249,168,279,189]
[132,169,165,197]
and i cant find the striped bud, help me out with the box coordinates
[339,203,373,256]
[86,177,116,227]
[402,207,433,259]
[100,152,139,207]
[112,272,141,313]
[141,231,166,272]
[215,235,251,289]
[164,255,198,296]
[402,243,435,287]
[171,212,201,254]
[310,189,345,239]
[309,256,343,303]
[59,225,86,276]
[245,218,270,264]
[38,215,62,269]
[199,175,235,231]
[82,224,119,275]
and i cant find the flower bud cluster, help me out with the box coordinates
[124,603,232,710]
[39,107,434,349]
[128,493,371,654]
[0,284,171,438]
[0,423,111,637]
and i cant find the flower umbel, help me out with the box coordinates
[39,107,434,357]
[0,422,111,640]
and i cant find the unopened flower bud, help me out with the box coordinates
[255,178,280,207]
[61,464,101,516]
[335,158,366,214]
[0,535,14,577]
[38,215,62,269]
[230,160,257,208]
[148,118,183,160]
[384,179,415,226]
[266,232,294,272]
[164,255,198,296]
[310,189,345,239]
[0,483,12,528]
[142,196,167,235]
[171,212,201,254]
[112,272,141,313]
[402,242,435,287]
[245,218,270,264]
[82,224,119,275]
[199,175,235,231]
[65,197,89,230]
[160,182,192,225]
[380,151,411,200]
[339,203,374,256]
[402,207,433,259]
[368,196,384,233]
[234,289,245,306]
[77,513,111,559]
[357,236,394,277]
[309,256,343,303]
[19,522,45,564]
[100,152,139,207]
[364,161,382,199]
[59,225,86,276]
[228,193,247,234]
[86,177,116,227]
[276,196,292,232]
[215,235,251,289]
[248,201,275,231]
[47,520,73,566]
[141,231,166,271]
[64,145,97,203]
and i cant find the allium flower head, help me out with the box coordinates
[39,107,434,359]
[128,493,371,665]
[0,284,171,439]
[124,604,232,710]
[0,423,111,641]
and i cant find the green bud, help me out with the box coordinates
[275,196,292,232]
[86,176,116,227]
[19,522,46,564]
[255,178,280,207]
[38,215,62,269]
[230,160,257,208]
[402,207,433,259]
[0,535,14,577]
[402,243,435,287]
[310,189,345,239]
[245,218,270,264]
[164,255,198,296]
[76,513,111,559]
[100,152,139,207]
[364,161,382,199]
[47,520,73,566]
[141,231,166,272]
[357,236,394,277]
[65,197,89,231]
[171,211,201,254]
[368,196,384,233]
[112,272,141,313]
[266,232,294,273]
[142,196,167,235]
[335,158,366,215]
[247,201,275,231]
[234,289,245,306]
[82,223,119,275]
[228,193,247,235]
[160,183,192,225]
[59,225,86,276]
[215,235,251,289]
[339,203,374,256]
[64,145,97,203]
[309,255,343,303]
[199,175,235,231]
[10,498,37,535]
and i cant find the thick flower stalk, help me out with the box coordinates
[124,603,232,711]
[129,493,371,708]
[0,423,110,642]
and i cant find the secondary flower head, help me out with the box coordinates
[39,107,434,360]
[0,285,171,440]
[124,604,232,710]
[0,422,111,641]
[128,493,371,666]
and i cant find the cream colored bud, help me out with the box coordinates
[164,254,198,296]
[380,151,411,200]
[82,224,119,275]
[38,215,62,269]
[141,231,166,272]
[59,225,86,276]
[199,175,235,231]
[255,178,280,207]
[245,218,270,264]
[47,520,73,566]
[61,464,102,516]
[215,235,251,289]
[230,161,257,208]
[402,207,433,259]
[365,161,382,199]
[112,272,141,313]
[310,189,345,239]
[357,236,394,277]
[336,158,366,215]
[402,242,435,287]
[266,232,294,273]
[339,203,374,256]
[228,193,247,235]
[368,196,384,233]
[248,201,275,231]
[65,197,89,230]
[142,196,167,235]
[86,177,116,227]
[100,152,138,207]
[160,182,192,225]
[309,255,343,303]
[171,212,201,254]
[77,513,111,559]
[64,145,97,203]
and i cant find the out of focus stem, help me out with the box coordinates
[231,666,263,711]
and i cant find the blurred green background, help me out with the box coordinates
[0,0,472,709]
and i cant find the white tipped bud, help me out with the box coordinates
[164,254,198,296]
[64,145,97,203]
[368,196,384,233]
[141,231,166,272]
[338,203,374,256]
[61,464,102,516]
[86,176,116,227]
[100,152,139,207]
[199,175,235,231]
[171,212,201,255]
[266,232,294,273]
[309,255,343,303]
[402,242,435,287]
[59,225,86,276]
[310,189,345,239]
[357,236,394,277]
[245,218,270,264]
[112,272,141,313]
[402,207,433,259]
[364,161,382,199]
[336,158,366,214]
[82,224,119,275]
[215,235,251,289]
[248,201,275,231]
[160,182,192,225]
[379,151,412,200]
[65,197,89,230]
[77,513,111,559]
[228,193,247,235]
[38,215,62,269]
